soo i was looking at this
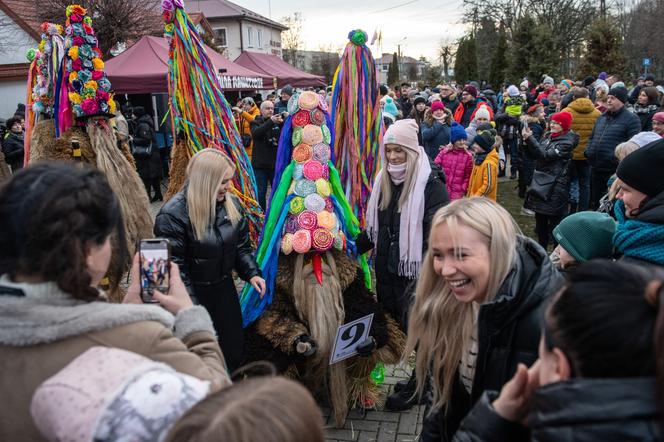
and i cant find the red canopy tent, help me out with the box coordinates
[105,36,271,94]
[234,52,326,88]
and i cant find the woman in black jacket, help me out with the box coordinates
[2,117,24,172]
[454,260,662,442]
[405,197,563,441]
[132,106,163,202]
[358,119,449,411]
[154,148,265,371]
[521,112,577,249]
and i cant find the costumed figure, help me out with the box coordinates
[26,6,153,300]
[330,30,383,228]
[241,90,405,427]
[161,0,262,243]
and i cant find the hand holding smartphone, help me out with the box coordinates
[139,239,170,303]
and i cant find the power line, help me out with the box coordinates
[369,0,419,14]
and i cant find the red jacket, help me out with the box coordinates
[434,146,473,200]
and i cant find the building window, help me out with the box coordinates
[214,28,227,47]
[257,29,263,48]
[382,64,388,72]
[247,26,253,47]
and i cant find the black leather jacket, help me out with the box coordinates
[454,377,662,442]
[153,190,260,293]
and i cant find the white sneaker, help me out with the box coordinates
[520,207,535,217]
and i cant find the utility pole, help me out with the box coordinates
[600,0,606,19]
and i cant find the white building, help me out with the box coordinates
[0,0,40,119]
[188,0,288,61]
[374,52,427,85]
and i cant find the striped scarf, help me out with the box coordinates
[614,200,664,266]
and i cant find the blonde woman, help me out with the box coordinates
[155,148,265,371]
[405,197,562,441]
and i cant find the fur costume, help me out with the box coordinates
[25,9,152,301]
[241,90,405,427]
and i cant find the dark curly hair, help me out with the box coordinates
[0,162,127,301]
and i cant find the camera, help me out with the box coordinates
[280,112,289,120]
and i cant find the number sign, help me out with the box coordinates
[329,314,374,364]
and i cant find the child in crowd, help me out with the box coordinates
[549,211,617,270]
[434,122,473,200]
[467,124,499,201]
[465,105,492,140]
[496,85,525,180]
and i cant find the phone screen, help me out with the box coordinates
[139,239,170,303]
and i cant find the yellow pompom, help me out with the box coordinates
[109,99,116,114]
[68,92,81,104]
[69,71,78,83]
[84,80,98,90]
[38,40,45,52]
[92,57,104,72]
[68,46,79,60]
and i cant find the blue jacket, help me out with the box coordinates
[584,107,641,172]
[421,120,451,161]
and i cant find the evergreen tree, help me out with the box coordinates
[454,35,478,85]
[506,14,537,83]
[489,27,508,89]
[387,52,400,86]
[475,17,498,83]
[580,18,627,78]
[529,23,558,80]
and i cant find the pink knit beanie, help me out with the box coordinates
[383,119,420,153]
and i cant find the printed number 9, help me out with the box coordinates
[341,323,365,350]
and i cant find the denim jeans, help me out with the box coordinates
[508,137,520,176]
[570,160,590,211]
[253,167,275,211]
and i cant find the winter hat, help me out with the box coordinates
[527,104,543,115]
[612,81,626,90]
[431,100,445,112]
[630,131,661,148]
[653,112,664,123]
[543,76,554,86]
[656,86,664,95]
[281,84,294,97]
[607,86,629,104]
[379,84,388,96]
[463,85,478,98]
[474,105,491,121]
[30,347,211,442]
[583,76,595,87]
[520,79,529,90]
[383,119,420,152]
[473,124,496,152]
[431,86,441,93]
[646,74,655,82]
[507,85,520,97]
[450,122,468,144]
[551,112,573,132]
[598,72,607,80]
[382,97,398,120]
[616,138,664,197]
[560,79,573,90]
[553,211,616,262]
[413,95,427,106]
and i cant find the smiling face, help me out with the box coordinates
[430,221,491,303]
[549,120,563,134]
[616,179,648,218]
[638,91,649,105]
[384,143,407,165]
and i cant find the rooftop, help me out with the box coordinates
[0,0,41,41]
[188,0,287,31]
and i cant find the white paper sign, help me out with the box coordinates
[329,314,374,365]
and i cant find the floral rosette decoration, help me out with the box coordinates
[64,4,115,119]
[29,22,64,115]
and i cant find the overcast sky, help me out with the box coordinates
[230,0,468,61]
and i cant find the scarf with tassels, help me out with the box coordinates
[366,146,431,278]
[614,200,664,266]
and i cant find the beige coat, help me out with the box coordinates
[0,278,230,441]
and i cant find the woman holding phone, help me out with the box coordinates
[154,148,265,372]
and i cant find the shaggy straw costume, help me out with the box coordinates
[25,6,152,301]
[242,91,405,427]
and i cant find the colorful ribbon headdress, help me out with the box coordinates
[162,0,262,243]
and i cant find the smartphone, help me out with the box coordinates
[139,238,170,303]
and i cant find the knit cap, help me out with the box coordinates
[473,124,496,152]
[450,122,467,144]
[382,97,398,120]
[281,84,294,96]
[474,105,491,121]
[384,118,420,152]
[560,79,573,90]
[543,76,554,86]
[413,95,427,106]
[608,86,629,104]
[463,85,478,98]
[630,131,661,148]
[653,111,664,123]
[30,347,211,442]
[553,212,616,262]
[431,100,445,112]
[616,138,664,198]
[507,85,520,97]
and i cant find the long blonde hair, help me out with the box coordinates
[378,145,419,211]
[404,197,520,411]
[186,148,241,240]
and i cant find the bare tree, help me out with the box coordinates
[280,12,304,67]
[310,44,340,84]
[438,40,456,81]
[37,0,161,58]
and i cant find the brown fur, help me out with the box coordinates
[30,120,96,164]
[165,138,191,201]
[276,249,357,294]
[0,150,10,184]
[255,289,309,354]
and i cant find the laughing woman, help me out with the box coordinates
[405,197,563,441]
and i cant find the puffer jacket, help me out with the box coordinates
[2,132,24,171]
[453,377,661,442]
[435,147,473,200]
[153,189,260,294]
[523,131,578,216]
[422,119,451,160]
[467,149,499,200]
[133,114,162,180]
[584,106,641,172]
[236,104,260,158]
[421,236,563,442]
[562,98,601,160]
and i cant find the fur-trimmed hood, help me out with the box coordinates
[520,114,542,125]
